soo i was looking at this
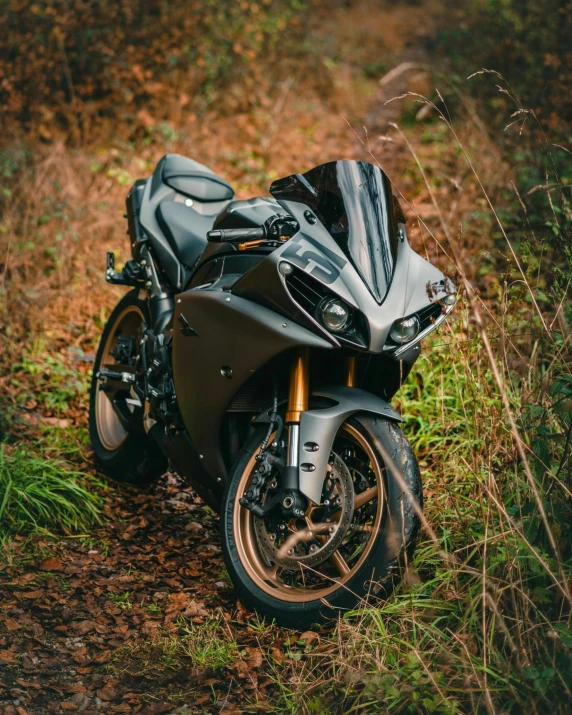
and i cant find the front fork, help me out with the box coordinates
[283,350,357,506]
[283,348,310,498]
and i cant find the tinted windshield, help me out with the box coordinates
[270,161,402,303]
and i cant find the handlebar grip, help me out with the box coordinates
[207,227,266,243]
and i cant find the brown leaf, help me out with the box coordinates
[93,650,113,664]
[5,618,21,631]
[40,556,63,571]
[165,591,190,613]
[246,647,264,669]
[270,647,284,664]
[233,659,250,679]
[20,590,43,599]
[16,679,40,689]
[40,416,70,428]
[184,521,203,533]
[183,600,209,618]
[299,630,319,646]
[96,687,117,701]
[72,620,96,635]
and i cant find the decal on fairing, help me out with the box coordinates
[281,236,347,285]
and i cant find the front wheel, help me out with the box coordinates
[221,414,422,629]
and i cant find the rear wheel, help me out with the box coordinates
[221,414,422,629]
[89,290,167,485]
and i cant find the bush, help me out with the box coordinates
[437,0,572,123]
[0,0,308,137]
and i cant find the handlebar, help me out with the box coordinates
[207,214,300,244]
[207,227,266,243]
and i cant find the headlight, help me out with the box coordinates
[389,316,420,344]
[319,297,352,333]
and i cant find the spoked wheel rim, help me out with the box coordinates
[95,305,145,452]
[234,423,385,603]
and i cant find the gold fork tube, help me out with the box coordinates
[345,355,357,387]
[285,347,310,424]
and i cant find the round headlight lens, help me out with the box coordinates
[389,316,420,344]
[320,298,351,333]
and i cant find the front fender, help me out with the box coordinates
[298,386,402,504]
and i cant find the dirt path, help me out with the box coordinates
[1,478,284,713]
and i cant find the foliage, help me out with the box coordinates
[0,443,102,538]
[437,0,572,123]
[0,0,309,137]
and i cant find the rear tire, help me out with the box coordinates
[89,289,167,485]
[221,414,422,629]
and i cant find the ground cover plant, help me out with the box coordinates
[0,1,570,712]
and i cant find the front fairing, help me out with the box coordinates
[232,197,454,355]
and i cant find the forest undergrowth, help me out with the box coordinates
[0,1,570,713]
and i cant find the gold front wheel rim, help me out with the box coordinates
[95,305,145,452]
[233,422,385,603]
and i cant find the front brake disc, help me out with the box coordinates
[254,454,354,569]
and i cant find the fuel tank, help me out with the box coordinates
[212,197,282,230]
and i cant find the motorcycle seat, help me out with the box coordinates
[155,201,214,269]
[162,154,234,203]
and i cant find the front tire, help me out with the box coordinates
[221,414,422,629]
[89,289,167,485]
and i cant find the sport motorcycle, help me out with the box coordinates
[89,155,456,628]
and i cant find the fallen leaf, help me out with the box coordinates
[299,630,319,646]
[93,650,113,664]
[184,521,203,533]
[16,679,41,689]
[233,659,250,679]
[40,557,63,571]
[40,416,70,428]
[96,687,116,701]
[165,591,190,613]
[73,620,96,635]
[183,600,209,618]
[0,649,16,665]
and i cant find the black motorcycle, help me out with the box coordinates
[89,156,456,628]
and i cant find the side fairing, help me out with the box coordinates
[172,290,332,483]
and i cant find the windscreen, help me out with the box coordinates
[270,160,402,303]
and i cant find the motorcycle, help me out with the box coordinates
[89,155,456,628]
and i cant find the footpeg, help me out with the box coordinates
[97,368,136,384]
[105,252,145,286]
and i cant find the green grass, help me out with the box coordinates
[109,591,134,610]
[110,614,238,677]
[179,614,238,670]
[0,444,102,539]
